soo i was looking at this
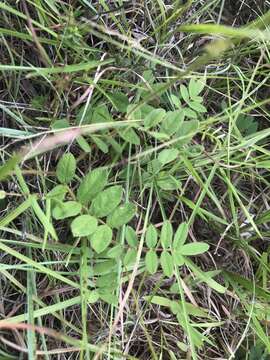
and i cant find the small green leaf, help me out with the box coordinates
[146,224,158,248]
[173,222,188,249]
[178,242,209,256]
[160,220,173,249]
[184,108,197,119]
[160,110,184,136]
[47,185,68,201]
[107,202,136,229]
[90,186,122,217]
[99,291,118,306]
[96,273,117,289]
[92,104,112,123]
[0,154,22,182]
[170,94,181,109]
[51,119,69,129]
[189,78,205,97]
[185,258,226,293]
[257,161,270,169]
[147,295,172,307]
[157,175,181,190]
[172,251,185,266]
[158,148,179,165]
[188,101,207,113]
[107,244,123,258]
[91,135,108,153]
[90,225,112,253]
[93,260,116,275]
[160,251,174,277]
[126,104,141,121]
[77,168,108,205]
[76,135,91,153]
[124,248,137,266]
[175,120,199,147]
[148,131,169,141]
[109,92,129,112]
[144,108,166,129]
[52,201,82,220]
[56,153,76,184]
[71,215,97,237]
[0,190,6,199]
[125,226,138,247]
[180,84,189,103]
[145,250,158,274]
[189,78,199,98]
[87,290,99,304]
[118,128,140,145]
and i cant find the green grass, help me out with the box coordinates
[0,0,270,359]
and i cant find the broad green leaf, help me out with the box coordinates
[145,250,158,274]
[189,78,205,98]
[92,104,111,123]
[160,251,174,277]
[160,220,173,249]
[96,273,117,289]
[77,168,108,205]
[147,159,162,175]
[71,215,97,237]
[188,101,207,113]
[125,226,138,247]
[184,108,197,119]
[123,248,137,266]
[160,110,184,136]
[180,84,189,103]
[47,185,68,201]
[144,108,166,129]
[107,244,123,258]
[107,203,136,229]
[146,224,158,248]
[51,119,69,129]
[174,120,199,146]
[56,153,76,184]
[158,148,179,165]
[90,186,122,217]
[90,225,112,253]
[178,242,209,256]
[52,201,82,220]
[109,92,129,113]
[93,260,116,275]
[157,175,181,190]
[118,128,140,145]
[173,222,188,249]
[172,251,185,266]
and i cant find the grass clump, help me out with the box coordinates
[0,0,270,359]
